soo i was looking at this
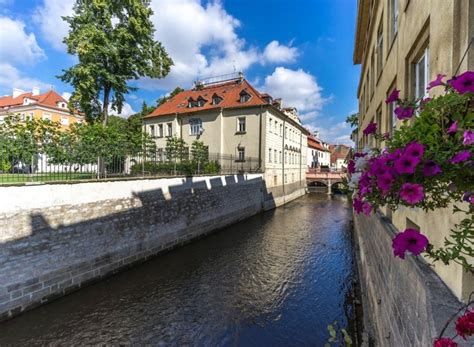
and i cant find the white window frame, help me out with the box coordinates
[42,113,52,121]
[237,117,246,133]
[166,122,173,137]
[237,147,245,161]
[158,124,164,138]
[61,116,69,126]
[189,118,202,136]
[415,47,430,100]
[268,148,272,163]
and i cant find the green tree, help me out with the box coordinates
[59,0,173,124]
[345,113,359,129]
[157,87,184,106]
[191,140,208,173]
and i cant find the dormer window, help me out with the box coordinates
[240,90,251,103]
[188,97,196,108]
[57,102,67,109]
[196,96,206,107]
[212,93,222,105]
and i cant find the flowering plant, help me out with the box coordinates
[348,71,474,272]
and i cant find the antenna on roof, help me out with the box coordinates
[197,72,244,87]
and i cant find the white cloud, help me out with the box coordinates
[34,0,74,51]
[0,16,45,65]
[312,122,353,146]
[262,40,298,64]
[109,102,136,119]
[0,63,52,92]
[61,92,72,101]
[262,67,327,112]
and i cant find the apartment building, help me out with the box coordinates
[0,87,84,127]
[143,73,309,205]
[307,134,331,168]
[354,0,474,300]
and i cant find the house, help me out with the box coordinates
[307,134,331,168]
[329,144,350,170]
[143,73,310,206]
[0,87,84,127]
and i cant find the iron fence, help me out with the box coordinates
[0,147,261,185]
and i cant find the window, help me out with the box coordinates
[376,106,382,147]
[268,118,272,132]
[0,116,4,124]
[279,151,282,163]
[376,20,384,78]
[189,118,202,136]
[157,148,163,161]
[28,112,34,120]
[285,126,288,138]
[415,47,429,99]
[284,174,288,183]
[274,175,278,185]
[274,149,277,163]
[61,116,70,126]
[284,151,287,164]
[158,124,164,137]
[196,97,205,107]
[188,98,196,108]
[20,113,26,121]
[387,88,397,134]
[268,148,272,163]
[274,120,277,133]
[42,113,52,121]
[237,117,246,133]
[212,94,222,105]
[166,122,173,137]
[390,0,398,43]
[370,52,375,97]
[240,91,251,103]
[280,124,283,136]
[237,147,245,161]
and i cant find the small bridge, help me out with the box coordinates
[306,169,347,194]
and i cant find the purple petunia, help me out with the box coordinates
[394,106,415,120]
[399,182,425,204]
[377,172,395,193]
[385,89,400,104]
[423,160,442,176]
[392,228,429,259]
[427,74,446,90]
[394,155,419,174]
[404,141,425,159]
[448,71,474,94]
[348,159,356,174]
[463,130,474,145]
[447,121,458,134]
[363,121,377,136]
[449,150,471,163]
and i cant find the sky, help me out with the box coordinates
[0,0,360,145]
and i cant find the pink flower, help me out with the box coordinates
[433,337,458,347]
[363,121,377,136]
[369,158,390,177]
[447,121,458,134]
[394,106,415,120]
[449,150,471,163]
[377,172,395,193]
[392,228,429,259]
[455,310,474,339]
[358,172,373,196]
[448,71,474,94]
[404,141,425,159]
[386,148,402,161]
[463,130,474,145]
[463,192,474,204]
[394,155,419,174]
[362,201,372,215]
[423,160,442,176]
[353,197,364,214]
[385,89,400,103]
[348,160,356,174]
[400,182,424,204]
[427,74,446,90]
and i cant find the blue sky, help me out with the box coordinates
[0,0,360,144]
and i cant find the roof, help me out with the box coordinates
[330,144,351,164]
[145,79,268,118]
[307,135,330,152]
[0,90,69,111]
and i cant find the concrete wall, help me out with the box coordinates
[0,174,305,321]
[353,211,464,346]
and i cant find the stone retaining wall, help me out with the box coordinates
[0,174,304,321]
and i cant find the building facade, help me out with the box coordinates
[0,88,84,128]
[307,135,331,168]
[354,0,473,301]
[143,74,309,206]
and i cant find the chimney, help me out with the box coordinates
[32,87,40,96]
[12,88,25,98]
[313,131,320,139]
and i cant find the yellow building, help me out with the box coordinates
[354,0,473,301]
[0,87,84,128]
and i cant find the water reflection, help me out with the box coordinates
[0,194,354,346]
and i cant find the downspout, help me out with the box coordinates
[258,105,263,172]
[282,118,286,196]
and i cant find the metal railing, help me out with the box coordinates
[0,148,261,185]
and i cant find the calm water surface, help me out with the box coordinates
[0,194,355,346]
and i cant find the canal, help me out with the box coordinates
[0,194,356,346]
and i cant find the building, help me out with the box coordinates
[0,88,84,128]
[354,0,473,301]
[330,144,350,170]
[143,73,309,206]
[307,134,331,168]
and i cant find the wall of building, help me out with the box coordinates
[0,174,305,321]
[353,211,463,346]
[0,106,83,129]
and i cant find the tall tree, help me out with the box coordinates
[60,0,173,124]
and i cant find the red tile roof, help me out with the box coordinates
[307,135,330,152]
[0,89,69,110]
[145,79,269,118]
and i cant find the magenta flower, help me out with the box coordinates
[455,309,474,340]
[433,337,458,347]
[427,74,446,90]
[392,228,429,259]
[369,158,390,177]
[449,150,471,163]
[423,160,442,176]
[353,197,364,214]
[348,160,356,174]
[400,182,425,204]
[394,155,419,174]
[463,130,474,145]
[447,121,458,134]
[463,192,474,204]
[448,71,474,94]
[363,121,377,136]
[394,106,415,120]
[358,172,372,196]
[362,201,372,215]
[386,148,402,161]
[385,89,400,103]
[354,152,367,158]
[404,141,425,159]
[377,172,395,193]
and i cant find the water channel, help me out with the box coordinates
[0,194,356,346]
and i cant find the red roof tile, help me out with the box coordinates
[307,135,330,152]
[0,90,68,110]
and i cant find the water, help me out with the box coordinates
[0,194,356,346]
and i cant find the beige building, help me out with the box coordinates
[354,0,474,300]
[143,74,309,206]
